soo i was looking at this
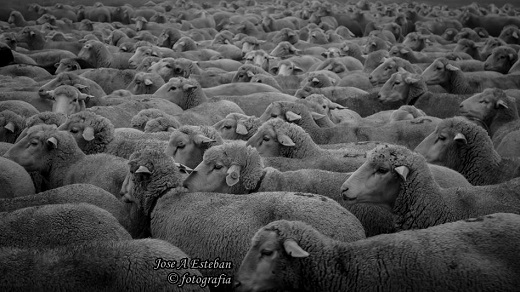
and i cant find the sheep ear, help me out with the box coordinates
[235,123,248,135]
[496,99,508,109]
[74,84,88,91]
[311,112,326,120]
[445,64,460,71]
[285,111,301,122]
[270,66,279,74]
[404,76,420,84]
[293,66,304,73]
[183,84,197,91]
[246,71,255,78]
[397,67,408,74]
[135,165,151,174]
[508,53,515,61]
[78,93,93,103]
[226,164,241,187]
[4,122,15,133]
[512,31,519,39]
[454,133,467,144]
[144,78,153,85]
[175,162,193,174]
[193,134,215,146]
[394,166,409,181]
[82,126,95,141]
[167,127,176,132]
[283,239,309,258]
[329,102,346,110]
[277,134,295,147]
[46,137,58,149]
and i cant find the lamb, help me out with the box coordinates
[421,57,520,94]
[415,117,520,186]
[213,113,261,141]
[126,71,165,95]
[183,141,397,237]
[0,183,139,237]
[258,101,438,149]
[44,85,92,116]
[377,68,471,118]
[0,203,131,248]
[459,88,519,141]
[78,40,132,69]
[342,144,520,231]
[57,111,168,159]
[483,46,519,74]
[235,215,520,292]
[164,125,223,169]
[0,156,35,198]
[121,148,365,290]
[0,110,25,143]
[1,238,209,291]
[4,124,128,197]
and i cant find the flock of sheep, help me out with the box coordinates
[1,0,520,291]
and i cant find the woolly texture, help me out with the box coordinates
[131,109,170,131]
[360,144,520,230]
[0,110,25,143]
[25,112,67,128]
[214,113,261,141]
[1,238,208,291]
[144,116,181,133]
[417,117,520,185]
[0,203,131,249]
[232,64,269,82]
[237,216,520,292]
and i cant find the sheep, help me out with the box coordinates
[44,85,92,116]
[243,50,275,72]
[164,125,223,169]
[25,112,67,131]
[232,64,270,83]
[303,93,362,124]
[390,105,427,122]
[183,141,396,237]
[144,116,181,133]
[0,142,12,156]
[0,203,131,248]
[4,124,128,197]
[415,117,520,186]
[369,56,422,85]
[453,38,484,61]
[249,74,284,92]
[0,110,25,143]
[126,71,165,95]
[258,101,438,149]
[0,156,35,198]
[156,27,183,48]
[343,144,520,231]
[1,238,209,291]
[131,108,170,131]
[377,68,471,118]
[213,113,262,141]
[421,57,520,94]
[78,40,132,69]
[78,68,138,95]
[246,118,368,173]
[38,72,107,106]
[235,215,520,292]
[57,111,169,159]
[459,88,519,141]
[0,183,139,237]
[0,100,39,118]
[121,148,365,290]
[498,25,520,44]
[483,46,519,74]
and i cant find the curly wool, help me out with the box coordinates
[232,64,269,82]
[25,112,67,128]
[231,113,261,140]
[131,109,169,131]
[59,111,115,155]
[143,116,180,133]
[433,117,520,185]
[203,141,264,192]
[0,110,25,143]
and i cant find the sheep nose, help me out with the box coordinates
[377,93,382,99]
[368,75,373,81]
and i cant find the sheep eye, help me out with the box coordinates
[30,141,39,146]
[261,249,273,256]
[224,125,232,129]
[177,144,185,149]
[169,86,177,91]
[438,136,446,141]
[394,81,401,86]
[262,136,270,142]
[479,100,488,104]
[70,128,79,134]
[214,164,223,170]
[377,168,389,174]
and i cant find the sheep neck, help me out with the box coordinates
[48,149,86,189]
[184,88,208,109]
[450,142,503,185]
[442,70,477,95]
[393,161,455,230]
[406,79,428,105]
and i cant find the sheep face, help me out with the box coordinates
[272,61,303,76]
[183,159,232,193]
[402,32,423,51]
[165,129,215,169]
[459,89,510,123]
[148,58,175,81]
[415,125,462,166]
[270,42,300,58]
[246,125,283,157]
[214,118,241,140]
[47,85,89,116]
[55,59,80,74]
[243,51,271,71]
[128,46,158,69]
[153,77,201,110]
[421,59,453,85]
[235,228,306,292]
[369,58,398,85]
[480,38,506,60]
[78,41,102,68]
[378,69,415,103]
[340,153,401,209]
[484,47,518,74]
[4,125,59,173]
[126,72,164,95]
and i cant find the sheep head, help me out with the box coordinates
[183,141,264,193]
